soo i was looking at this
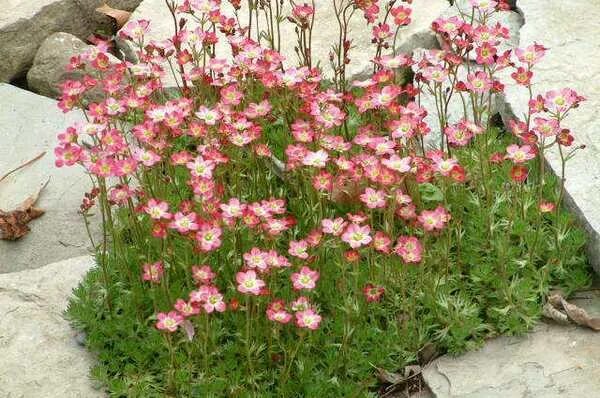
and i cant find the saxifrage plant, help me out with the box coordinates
[58,0,591,396]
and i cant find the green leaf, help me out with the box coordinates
[419,183,445,202]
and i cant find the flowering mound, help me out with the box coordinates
[61,0,591,395]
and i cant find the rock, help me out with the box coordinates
[0,84,100,273]
[499,1,600,274]
[394,0,448,56]
[0,255,103,397]
[27,32,120,100]
[117,0,447,84]
[423,321,600,397]
[79,0,144,27]
[0,1,97,82]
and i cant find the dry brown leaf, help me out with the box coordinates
[542,302,569,325]
[96,4,131,28]
[0,179,48,241]
[559,297,600,331]
[543,293,600,331]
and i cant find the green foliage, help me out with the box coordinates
[66,124,591,397]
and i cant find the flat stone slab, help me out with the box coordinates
[0,83,99,273]
[0,255,103,397]
[500,1,600,274]
[423,321,600,398]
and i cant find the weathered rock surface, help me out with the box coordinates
[27,32,119,100]
[499,1,600,274]
[0,84,100,273]
[117,0,447,83]
[0,255,103,397]
[0,1,97,82]
[423,322,600,398]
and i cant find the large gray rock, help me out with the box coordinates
[499,1,600,274]
[0,84,100,273]
[0,1,96,82]
[0,255,103,397]
[423,321,600,397]
[117,0,447,83]
[27,32,120,100]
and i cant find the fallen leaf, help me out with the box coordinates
[543,292,600,331]
[542,302,569,325]
[96,4,131,28]
[560,297,600,331]
[0,179,48,241]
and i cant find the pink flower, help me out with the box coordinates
[465,71,492,93]
[475,42,497,65]
[220,198,246,219]
[391,5,412,26]
[288,240,309,259]
[118,19,150,42]
[142,261,164,283]
[203,286,226,313]
[363,284,385,302]
[359,187,387,209]
[290,266,320,290]
[445,122,474,147]
[341,224,372,249]
[302,149,329,168]
[169,212,199,233]
[539,201,556,213]
[505,144,536,163]
[236,270,266,295]
[291,296,311,312]
[544,88,585,114]
[243,248,269,272]
[321,218,347,236]
[418,206,451,232]
[266,300,292,324]
[133,148,161,167]
[174,299,200,317]
[515,43,547,66]
[145,199,171,220]
[54,144,82,167]
[156,311,183,332]
[381,155,412,173]
[394,236,423,263]
[191,265,215,284]
[292,3,314,21]
[295,309,322,330]
[373,231,392,253]
[195,225,222,252]
[186,156,215,179]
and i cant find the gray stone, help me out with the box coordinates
[117,0,447,83]
[423,322,600,398]
[0,255,103,397]
[499,1,600,274]
[27,32,120,100]
[0,84,100,273]
[0,1,97,82]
